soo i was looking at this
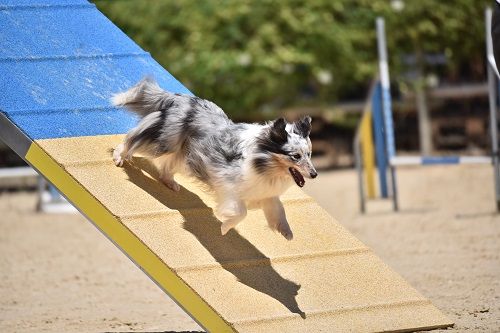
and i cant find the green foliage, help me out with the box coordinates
[381,0,490,86]
[94,0,490,118]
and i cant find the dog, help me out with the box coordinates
[112,78,317,240]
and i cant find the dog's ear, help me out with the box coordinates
[294,116,312,137]
[270,117,288,144]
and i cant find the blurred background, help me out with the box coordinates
[1,1,499,332]
[0,0,493,171]
[94,0,492,168]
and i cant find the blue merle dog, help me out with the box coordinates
[112,78,317,240]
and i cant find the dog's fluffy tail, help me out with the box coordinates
[111,77,171,117]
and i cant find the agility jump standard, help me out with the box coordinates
[0,1,452,331]
[356,14,500,213]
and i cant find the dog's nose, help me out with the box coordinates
[310,171,318,179]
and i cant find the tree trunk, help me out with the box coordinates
[414,47,432,155]
[415,83,432,155]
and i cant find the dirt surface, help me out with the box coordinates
[1,164,499,332]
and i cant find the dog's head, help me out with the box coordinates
[254,116,317,187]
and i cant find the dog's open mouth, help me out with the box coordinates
[289,167,305,187]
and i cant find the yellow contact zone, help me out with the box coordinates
[360,111,376,199]
[25,142,235,333]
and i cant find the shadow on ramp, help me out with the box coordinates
[123,156,305,319]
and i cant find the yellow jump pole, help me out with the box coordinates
[360,109,376,199]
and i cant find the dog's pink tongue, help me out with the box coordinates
[289,167,305,187]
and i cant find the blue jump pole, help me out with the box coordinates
[376,17,399,211]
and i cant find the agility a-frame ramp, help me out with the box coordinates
[0,1,453,332]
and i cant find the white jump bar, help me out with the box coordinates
[0,166,38,179]
[390,156,492,166]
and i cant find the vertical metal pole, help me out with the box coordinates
[354,137,366,214]
[377,17,399,211]
[389,165,399,211]
[486,8,500,212]
[37,176,44,212]
[372,82,389,198]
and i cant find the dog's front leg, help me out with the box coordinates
[261,197,293,240]
[215,199,247,235]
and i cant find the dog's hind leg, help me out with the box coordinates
[112,138,144,167]
[114,111,164,167]
[113,142,129,167]
[160,171,180,192]
[261,197,293,240]
[215,198,247,235]
[158,156,181,192]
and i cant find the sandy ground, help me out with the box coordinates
[1,164,499,332]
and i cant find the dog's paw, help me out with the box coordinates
[167,181,181,192]
[161,178,181,192]
[221,222,233,235]
[113,154,124,167]
[113,144,125,167]
[278,223,294,240]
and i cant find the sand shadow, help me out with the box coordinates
[122,156,305,319]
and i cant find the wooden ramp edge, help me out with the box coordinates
[22,134,451,333]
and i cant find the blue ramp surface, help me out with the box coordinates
[0,0,190,140]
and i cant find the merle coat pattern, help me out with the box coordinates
[112,78,317,239]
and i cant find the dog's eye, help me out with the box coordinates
[291,153,301,160]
